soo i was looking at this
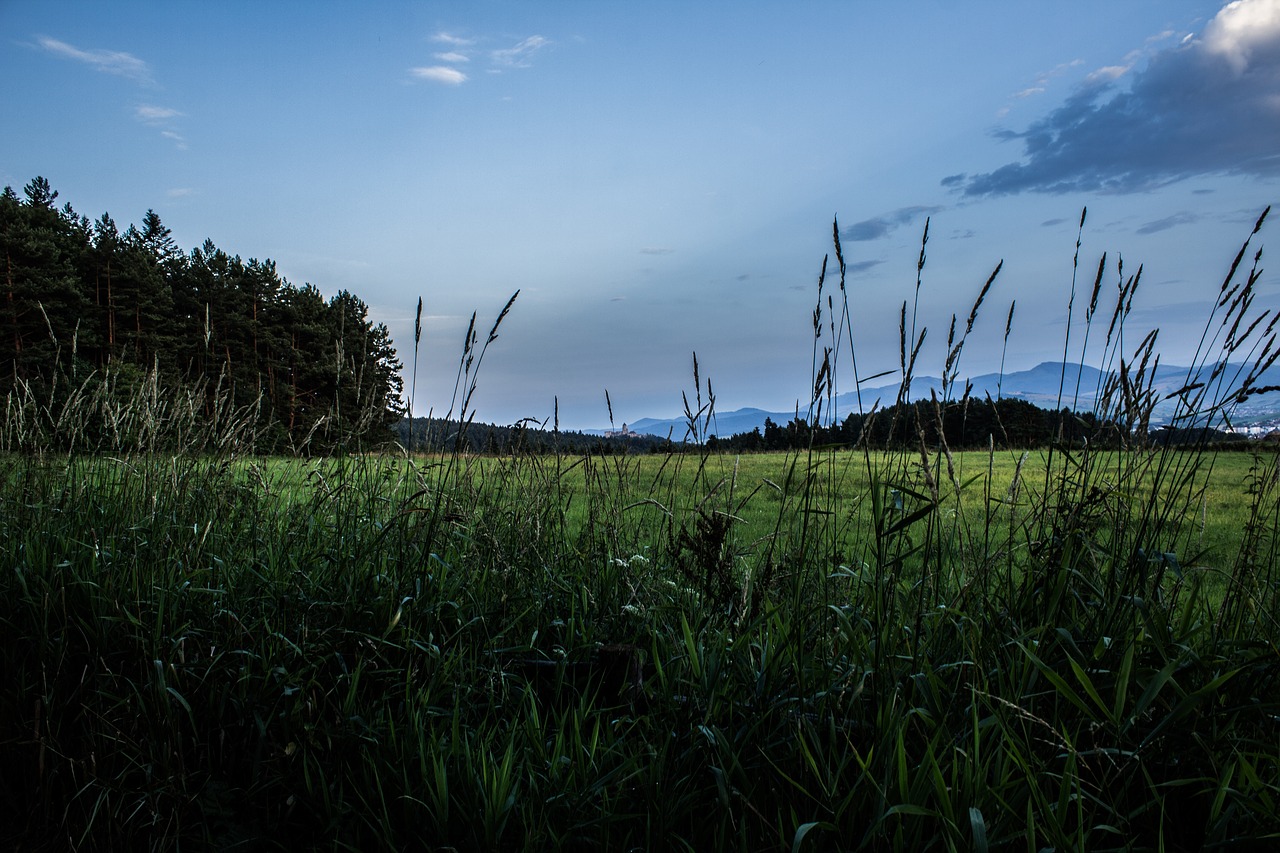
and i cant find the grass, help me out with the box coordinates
[2,209,1279,851]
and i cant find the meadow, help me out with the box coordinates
[2,211,1279,851]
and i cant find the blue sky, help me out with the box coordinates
[3,1,1278,429]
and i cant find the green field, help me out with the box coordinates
[3,441,1278,851]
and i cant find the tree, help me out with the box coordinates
[1,177,407,452]
[0,178,93,385]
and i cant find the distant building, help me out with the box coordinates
[604,423,635,439]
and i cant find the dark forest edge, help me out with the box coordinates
[1,177,403,455]
[396,400,1272,457]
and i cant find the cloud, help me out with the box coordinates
[492,35,548,68]
[958,0,1280,197]
[639,247,674,255]
[415,32,548,83]
[1084,64,1131,83]
[432,32,475,47]
[1204,0,1280,72]
[35,36,152,83]
[846,259,884,274]
[35,38,189,148]
[132,104,186,148]
[135,104,181,123]
[841,206,942,242]
[1136,211,1201,234]
[166,187,195,199]
[410,66,468,85]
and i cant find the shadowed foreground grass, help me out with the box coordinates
[1,439,1277,851]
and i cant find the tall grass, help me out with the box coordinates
[1,211,1278,851]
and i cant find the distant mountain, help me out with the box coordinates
[627,408,779,439]
[600,361,1280,439]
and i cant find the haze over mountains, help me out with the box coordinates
[595,361,1280,439]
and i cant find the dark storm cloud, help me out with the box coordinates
[957,0,1280,197]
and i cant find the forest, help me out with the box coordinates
[1,177,403,454]
[704,397,1253,452]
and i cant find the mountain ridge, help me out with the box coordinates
[591,361,1280,439]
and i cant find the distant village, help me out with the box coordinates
[603,423,639,439]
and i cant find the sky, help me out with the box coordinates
[2,1,1278,430]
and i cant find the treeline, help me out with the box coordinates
[705,396,1249,452]
[399,398,1131,457]
[396,417,674,455]
[398,396,1259,458]
[1,177,403,453]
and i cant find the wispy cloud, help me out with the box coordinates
[410,66,468,85]
[842,206,942,242]
[413,31,550,86]
[998,59,1084,115]
[846,259,884,274]
[132,105,186,148]
[432,32,475,48]
[135,105,181,124]
[1136,211,1200,235]
[957,0,1280,197]
[639,247,675,255]
[492,35,549,68]
[166,187,195,199]
[35,38,190,148]
[35,36,152,83]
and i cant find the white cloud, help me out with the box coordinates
[1085,64,1131,83]
[434,51,469,63]
[1204,0,1280,73]
[432,32,474,47]
[410,66,468,85]
[133,104,186,148]
[36,36,152,83]
[166,187,195,199]
[135,104,182,123]
[492,35,548,68]
[160,130,187,149]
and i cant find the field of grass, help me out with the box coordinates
[3,211,1279,850]
[2,438,1277,851]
